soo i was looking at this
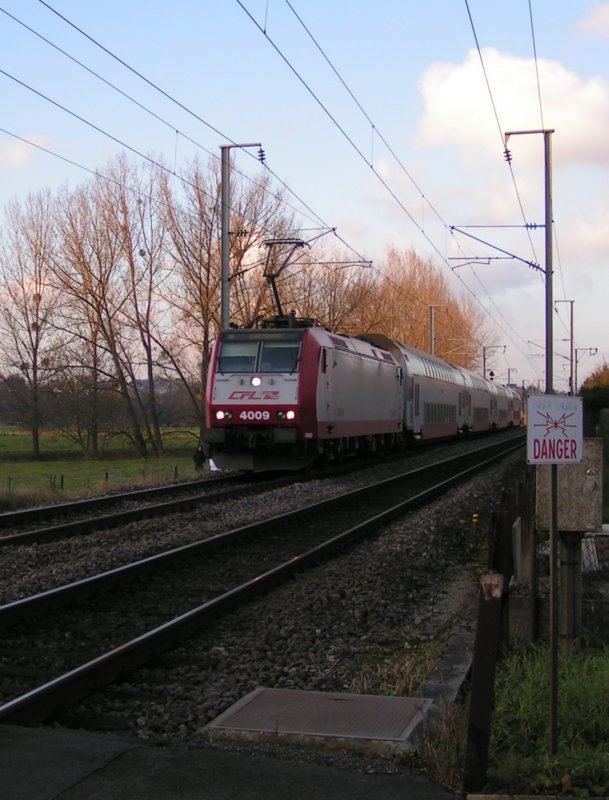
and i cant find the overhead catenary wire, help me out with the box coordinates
[35,0,523,340]
[0,5,334,238]
[5,0,564,376]
[235,0,534,365]
[464,0,541,273]
[29,0,374,269]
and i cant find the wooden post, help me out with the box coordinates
[491,510,513,652]
[559,531,584,653]
[463,571,505,792]
[515,476,538,643]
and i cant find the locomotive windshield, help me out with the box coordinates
[217,333,302,374]
[217,341,258,372]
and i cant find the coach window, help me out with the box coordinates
[217,341,258,373]
[259,341,301,373]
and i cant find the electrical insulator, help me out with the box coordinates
[258,147,265,164]
[503,147,512,163]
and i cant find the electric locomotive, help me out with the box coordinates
[204,322,403,471]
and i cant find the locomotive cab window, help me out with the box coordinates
[259,341,301,373]
[217,335,302,374]
[217,341,258,373]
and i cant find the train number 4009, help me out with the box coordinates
[240,410,271,421]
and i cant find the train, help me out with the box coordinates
[203,320,522,472]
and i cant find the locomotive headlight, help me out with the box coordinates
[286,410,295,420]
[251,376,262,386]
[215,410,232,420]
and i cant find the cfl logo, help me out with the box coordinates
[229,390,281,400]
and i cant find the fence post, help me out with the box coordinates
[490,510,513,651]
[463,570,505,792]
[519,475,539,642]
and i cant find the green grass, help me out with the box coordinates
[0,426,202,508]
[0,424,198,456]
[487,644,609,796]
[0,456,199,499]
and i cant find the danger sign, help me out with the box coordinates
[526,394,583,464]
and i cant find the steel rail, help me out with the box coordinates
[0,474,297,548]
[0,472,267,530]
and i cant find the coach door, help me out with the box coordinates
[318,347,336,424]
[413,381,422,435]
[407,376,414,428]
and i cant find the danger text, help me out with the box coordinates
[532,438,578,461]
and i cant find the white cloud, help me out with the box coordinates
[564,207,609,266]
[576,3,609,37]
[0,135,48,166]
[0,139,31,166]
[417,48,609,167]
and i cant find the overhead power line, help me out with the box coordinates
[23,0,550,369]
[6,0,369,266]
[236,0,536,363]
[31,3,345,239]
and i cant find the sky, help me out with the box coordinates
[1,0,608,391]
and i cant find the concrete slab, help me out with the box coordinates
[0,723,458,800]
[206,687,433,755]
[0,723,138,800]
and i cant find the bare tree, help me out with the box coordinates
[160,158,295,436]
[158,161,220,433]
[51,177,150,457]
[107,157,169,456]
[0,191,66,457]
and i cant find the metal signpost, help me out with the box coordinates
[527,393,583,755]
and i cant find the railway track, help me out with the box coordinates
[0,432,512,548]
[0,472,297,547]
[0,433,524,726]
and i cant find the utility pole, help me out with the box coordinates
[574,347,597,396]
[555,300,574,394]
[506,127,557,755]
[482,344,505,380]
[428,305,446,355]
[220,143,264,330]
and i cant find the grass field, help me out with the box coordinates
[0,426,201,507]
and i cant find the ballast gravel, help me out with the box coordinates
[40,445,528,778]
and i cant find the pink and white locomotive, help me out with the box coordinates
[204,322,521,472]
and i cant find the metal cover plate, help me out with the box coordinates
[206,687,432,742]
